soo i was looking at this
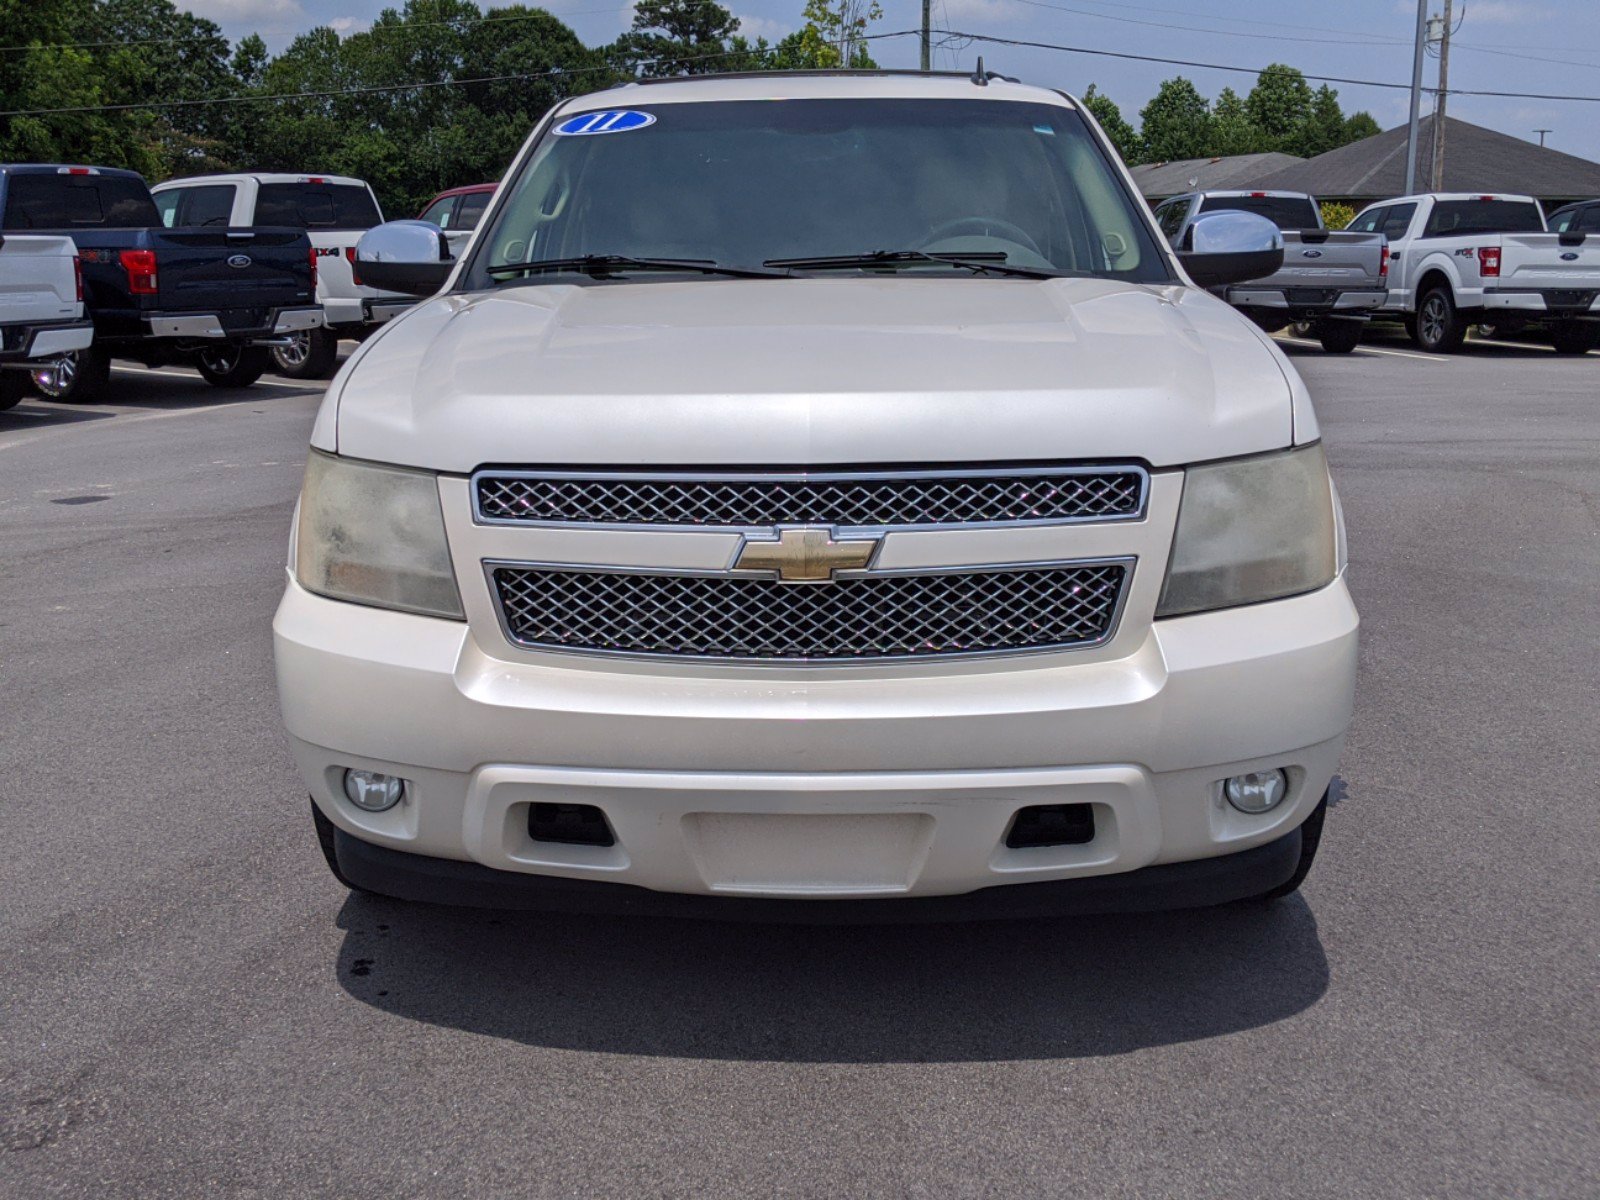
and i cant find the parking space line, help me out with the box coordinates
[1277,335,1450,363]
[112,365,321,391]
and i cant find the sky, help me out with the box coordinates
[181,0,1600,163]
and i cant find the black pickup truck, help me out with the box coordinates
[0,164,323,401]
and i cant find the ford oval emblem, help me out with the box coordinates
[1561,251,1580,261]
[227,254,252,269]
[1301,249,1324,258]
[553,109,656,136]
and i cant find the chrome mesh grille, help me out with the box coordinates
[475,468,1146,528]
[491,563,1128,660]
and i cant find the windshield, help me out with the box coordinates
[464,98,1169,286]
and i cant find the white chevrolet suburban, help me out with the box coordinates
[152,173,412,378]
[0,232,93,410]
[274,72,1359,919]
[1349,192,1600,353]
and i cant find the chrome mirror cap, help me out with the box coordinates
[355,220,454,297]
[1177,210,1285,289]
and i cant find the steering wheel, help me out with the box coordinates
[920,216,1044,257]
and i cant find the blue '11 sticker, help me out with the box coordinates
[553,110,656,136]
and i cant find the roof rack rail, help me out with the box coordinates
[624,67,1019,86]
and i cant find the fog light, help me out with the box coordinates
[343,769,405,812]
[1224,769,1288,814]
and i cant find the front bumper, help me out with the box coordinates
[144,306,323,341]
[0,318,94,363]
[275,577,1358,906]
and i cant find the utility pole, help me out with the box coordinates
[1431,0,1454,191]
[920,0,930,71]
[1404,0,1428,195]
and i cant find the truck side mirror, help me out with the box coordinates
[1178,210,1285,289]
[355,221,454,297]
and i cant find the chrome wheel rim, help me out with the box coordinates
[274,332,309,368]
[32,353,76,398]
[1420,297,1446,344]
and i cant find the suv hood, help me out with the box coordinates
[322,277,1295,470]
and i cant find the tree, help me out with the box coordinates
[1208,86,1267,157]
[1343,111,1381,143]
[1080,84,1139,163]
[612,0,743,77]
[1245,63,1312,150]
[1138,77,1210,163]
[1295,84,1348,158]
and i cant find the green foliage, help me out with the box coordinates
[1137,77,1210,163]
[1208,86,1264,158]
[1244,63,1311,148]
[1319,201,1355,230]
[613,0,743,76]
[1080,84,1139,163]
[1344,111,1381,142]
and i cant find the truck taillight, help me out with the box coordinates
[1379,243,1390,281]
[308,245,318,292]
[1477,246,1502,277]
[73,254,84,302]
[119,249,158,295]
[345,246,363,287]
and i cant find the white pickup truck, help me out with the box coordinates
[0,232,93,410]
[274,72,1357,920]
[151,173,412,378]
[1348,192,1600,353]
[1154,190,1388,353]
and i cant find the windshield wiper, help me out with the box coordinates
[763,250,1065,279]
[487,254,790,280]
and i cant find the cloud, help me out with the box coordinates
[183,0,306,22]
[939,0,1026,21]
[328,15,369,34]
[733,13,791,41]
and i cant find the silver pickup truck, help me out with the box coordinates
[1154,190,1388,353]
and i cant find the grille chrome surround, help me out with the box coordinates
[473,465,1149,530]
[487,559,1133,662]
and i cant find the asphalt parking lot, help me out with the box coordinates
[2,337,1596,1198]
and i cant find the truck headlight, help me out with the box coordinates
[1156,443,1337,618]
[293,449,465,619]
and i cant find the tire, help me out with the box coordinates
[30,346,110,403]
[1252,794,1328,902]
[310,798,366,893]
[0,371,27,411]
[195,344,268,389]
[271,326,340,379]
[1315,320,1363,354]
[1548,322,1599,355]
[1413,286,1466,353]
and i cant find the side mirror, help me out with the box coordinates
[355,220,454,297]
[1177,210,1284,289]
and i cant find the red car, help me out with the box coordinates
[416,183,496,239]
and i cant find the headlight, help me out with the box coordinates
[293,449,465,619]
[1156,443,1337,618]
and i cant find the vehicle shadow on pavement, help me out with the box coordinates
[331,896,1328,1062]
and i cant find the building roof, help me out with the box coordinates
[1128,152,1304,200]
[1255,114,1600,204]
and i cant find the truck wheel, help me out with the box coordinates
[1252,793,1329,902]
[1314,320,1363,354]
[271,327,340,379]
[0,371,27,411]
[1548,323,1599,355]
[30,347,110,403]
[1414,286,1466,353]
[195,345,268,389]
[309,799,366,893]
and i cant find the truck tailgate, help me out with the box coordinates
[1261,231,1385,292]
[154,227,313,318]
[0,234,80,324]
[1498,234,1600,291]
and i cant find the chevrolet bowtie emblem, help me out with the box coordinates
[735,527,878,583]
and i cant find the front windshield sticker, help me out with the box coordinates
[553,110,656,137]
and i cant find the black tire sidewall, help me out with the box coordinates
[197,344,268,388]
[1416,288,1463,353]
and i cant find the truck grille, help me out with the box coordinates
[490,561,1129,661]
[474,466,1148,529]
